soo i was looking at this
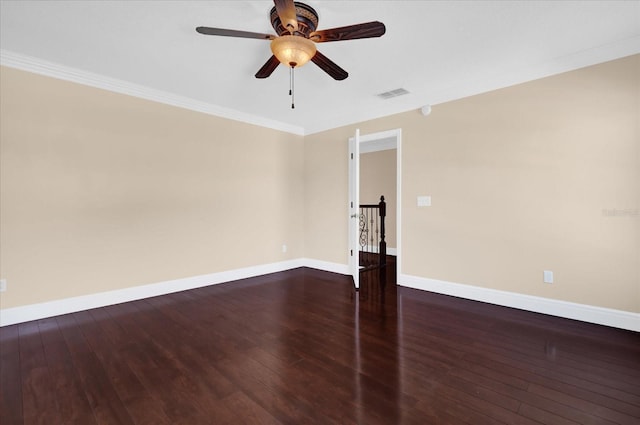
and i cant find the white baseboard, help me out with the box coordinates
[0,259,307,327]
[3,261,637,332]
[300,258,351,275]
[399,274,640,332]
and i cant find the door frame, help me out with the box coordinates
[348,130,361,289]
[348,128,402,281]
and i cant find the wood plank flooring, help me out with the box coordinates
[2,263,639,424]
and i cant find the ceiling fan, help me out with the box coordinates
[196,0,386,106]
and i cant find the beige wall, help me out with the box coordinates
[0,67,304,309]
[2,54,638,314]
[304,55,639,313]
[360,149,397,249]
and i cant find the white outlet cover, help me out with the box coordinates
[417,196,432,207]
[543,270,554,284]
[0,279,6,292]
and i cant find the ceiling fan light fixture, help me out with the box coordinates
[271,35,316,68]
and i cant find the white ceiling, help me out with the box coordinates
[1,1,639,135]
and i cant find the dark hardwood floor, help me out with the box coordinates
[2,261,639,424]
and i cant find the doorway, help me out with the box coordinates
[348,128,402,286]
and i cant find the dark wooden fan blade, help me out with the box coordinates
[310,21,386,43]
[273,0,298,33]
[311,50,348,80]
[196,27,275,40]
[255,55,281,79]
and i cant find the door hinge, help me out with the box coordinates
[351,153,353,159]
[350,250,353,256]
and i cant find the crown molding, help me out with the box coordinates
[303,35,640,135]
[0,49,305,136]
[3,34,639,137]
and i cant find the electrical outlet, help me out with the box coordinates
[543,270,554,284]
[417,195,432,207]
[0,279,6,292]
[282,244,287,253]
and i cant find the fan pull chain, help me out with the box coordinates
[290,65,295,109]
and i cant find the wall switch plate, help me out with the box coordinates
[0,279,6,292]
[543,270,554,284]
[417,196,432,207]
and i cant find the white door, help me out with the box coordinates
[348,129,360,289]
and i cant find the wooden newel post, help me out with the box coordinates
[379,195,387,267]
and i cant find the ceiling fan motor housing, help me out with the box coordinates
[270,2,319,37]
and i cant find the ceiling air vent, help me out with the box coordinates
[376,88,410,100]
